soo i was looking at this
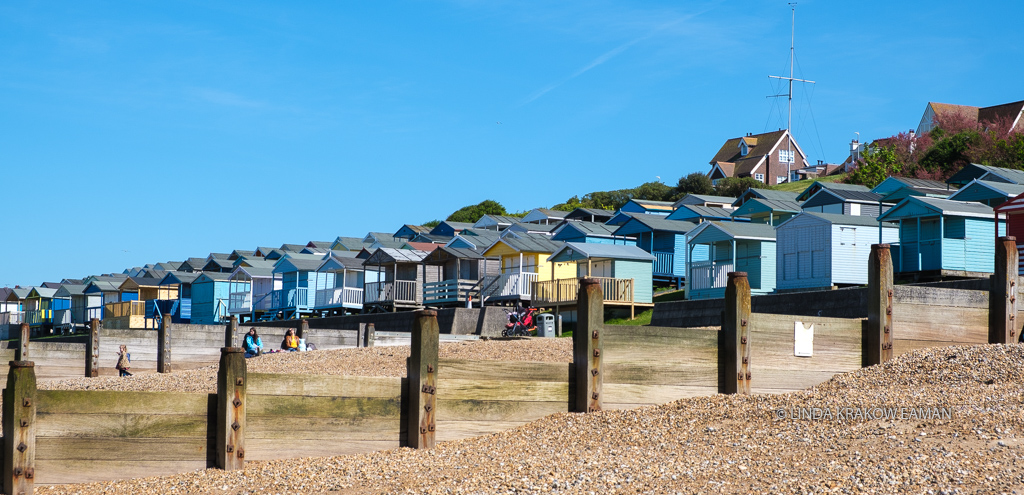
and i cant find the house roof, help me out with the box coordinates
[878,196,996,221]
[230,265,276,280]
[272,258,325,274]
[484,236,565,255]
[447,231,501,249]
[195,272,232,283]
[279,244,307,252]
[626,199,676,212]
[548,243,655,263]
[203,258,234,271]
[673,194,737,208]
[410,233,454,244]
[235,258,277,269]
[41,282,63,289]
[947,163,1024,187]
[158,272,202,285]
[872,177,950,195]
[84,281,119,293]
[564,207,615,221]
[364,248,429,265]
[431,221,475,235]
[879,186,953,203]
[317,255,367,272]
[688,221,777,243]
[552,220,619,238]
[331,237,366,250]
[508,222,559,234]
[422,246,487,264]
[670,204,738,220]
[405,241,439,252]
[230,250,257,259]
[978,100,1024,128]
[731,198,803,218]
[612,214,698,236]
[54,284,87,297]
[473,215,520,228]
[948,179,1024,202]
[796,181,871,202]
[521,208,570,223]
[208,253,231,260]
[28,287,59,299]
[778,211,891,229]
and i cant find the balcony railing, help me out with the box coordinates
[653,251,674,275]
[314,287,364,308]
[0,311,24,325]
[532,277,636,306]
[268,288,311,310]
[364,280,418,305]
[689,261,734,291]
[481,272,539,300]
[25,309,51,326]
[423,279,479,305]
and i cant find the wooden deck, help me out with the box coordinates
[531,277,651,317]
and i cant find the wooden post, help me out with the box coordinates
[215,347,246,470]
[405,310,438,449]
[573,278,603,413]
[157,315,171,373]
[225,316,238,348]
[3,361,37,494]
[865,244,894,366]
[991,236,1019,344]
[719,272,751,395]
[298,319,309,340]
[357,323,366,347]
[365,323,375,348]
[17,323,28,361]
[86,319,99,378]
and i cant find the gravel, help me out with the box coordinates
[35,342,1024,493]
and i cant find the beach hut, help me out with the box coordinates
[619,199,675,216]
[301,241,334,255]
[421,246,499,307]
[564,208,615,223]
[506,222,558,236]
[685,222,777,300]
[732,188,800,208]
[877,196,1004,276]
[479,237,572,304]
[430,221,475,237]
[313,255,370,316]
[473,214,521,231]
[409,233,454,245]
[393,225,431,240]
[730,198,802,226]
[947,179,1024,207]
[362,248,433,312]
[190,273,234,325]
[539,243,656,317]
[157,272,201,323]
[612,214,700,287]
[1,287,28,314]
[179,258,208,273]
[227,265,278,323]
[82,281,120,321]
[995,192,1024,275]
[666,204,743,223]
[53,284,94,331]
[24,287,65,332]
[673,194,736,209]
[946,163,1024,187]
[520,208,569,225]
[264,258,328,320]
[871,177,953,198]
[201,258,235,273]
[800,186,885,217]
[447,231,501,250]
[775,212,899,291]
[551,221,636,245]
[329,237,367,252]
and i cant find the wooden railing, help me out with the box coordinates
[532,277,636,305]
[423,279,479,305]
[689,261,733,291]
[25,309,52,326]
[364,280,418,305]
[269,288,311,310]
[653,251,674,275]
[314,287,364,308]
[481,272,539,300]
[104,301,146,318]
[0,311,24,325]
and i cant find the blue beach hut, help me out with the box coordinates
[190,272,234,325]
[685,222,777,300]
[551,221,636,246]
[612,214,700,287]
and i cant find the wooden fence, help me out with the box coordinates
[2,240,1021,491]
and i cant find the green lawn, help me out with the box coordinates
[772,173,847,193]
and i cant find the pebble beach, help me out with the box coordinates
[34,340,1024,494]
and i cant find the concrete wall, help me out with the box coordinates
[254,307,508,337]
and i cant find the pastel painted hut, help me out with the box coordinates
[157,272,201,323]
[947,179,1024,207]
[479,237,572,304]
[946,163,1024,188]
[107,277,178,329]
[24,287,65,331]
[393,225,431,240]
[421,246,499,307]
[619,199,675,216]
[473,214,520,231]
[551,221,636,246]
[190,272,234,325]
[685,222,777,300]
[82,281,120,321]
[53,284,93,331]
[612,214,700,287]
[430,221,475,237]
[539,243,656,317]
[314,255,369,316]
[775,212,899,291]
[179,258,208,273]
[362,248,432,312]
[564,207,615,223]
[800,185,885,217]
[730,198,802,226]
[265,258,327,320]
[877,196,1004,276]
[227,265,278,323]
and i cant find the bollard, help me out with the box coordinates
[225,316,238,349]
[365,323,375,348]
[17,323,29,362]
[719,272,751,395]
[158,315,172,373]
[573,278,603,413]
[3,361,36,495]
[298,319,309,340]
[865,244,894,366]
[405,311,438,449]
[991,236,1019,344]
[216,347,246,470]
[86,319,100,378]
[357,323,366,348]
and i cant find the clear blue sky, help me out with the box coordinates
[2,1,1022,287]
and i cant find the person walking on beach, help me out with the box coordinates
[116,344,132,377]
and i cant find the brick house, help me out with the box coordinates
[706,129,809,187]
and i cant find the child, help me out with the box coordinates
[116,345,132,377]
[244,328,263,358]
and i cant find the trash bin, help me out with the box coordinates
[537,313,556,338]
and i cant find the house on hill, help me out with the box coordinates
[706,129,809,186]
[917,100,1024,135]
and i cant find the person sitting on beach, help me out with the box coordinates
[244,328,263,358]
[116,344,133,377]
[282,328,300,352]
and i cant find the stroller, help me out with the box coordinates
[503,305,538,337]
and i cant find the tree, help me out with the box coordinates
[422,219,441,228]
[446,200,507,223]
[714,177,762,198]
[674,172,714,199]
[632,181,674,202]
[552,195,584,212]
[846,144,903,189]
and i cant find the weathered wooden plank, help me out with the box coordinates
[36,390,209,415]
[437,360,570,382]
[246,416,400,440]
[892,304,989,343]
[438,378,569,402]
[435,399,568,422]
[244,439,400,461]
[435,420,530,441]
[36,413,207,438]
[35,459,208,485]
[36,437,207,461]
[603,363,717,386]
[247,395,401,419]
[602,382,717,405]
[748,316,862,373]
[604,325,719,342]
[893,286,989,308]
[248,373,402,398]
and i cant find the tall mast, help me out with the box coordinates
[769,3,814,180]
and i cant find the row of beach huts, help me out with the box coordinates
[5,162,1024,333]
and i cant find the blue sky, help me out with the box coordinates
[2,1,1022,286]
